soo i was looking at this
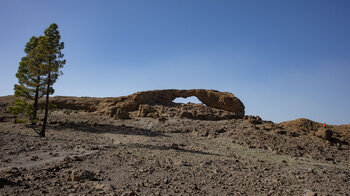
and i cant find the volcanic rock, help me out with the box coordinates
[70,169,95,182]
[115,109,130,119]
[0,167,20,179]
[138,104,156,117]
[47,89,245,120]
[315,128,333,141]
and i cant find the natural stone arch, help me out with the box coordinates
[130,89,245,117]
[48,89,245,118]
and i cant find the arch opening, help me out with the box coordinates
[172,96,205,105]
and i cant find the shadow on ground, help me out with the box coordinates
[0,178,22,188]
[126,143,222,157]
[27,121,168,138]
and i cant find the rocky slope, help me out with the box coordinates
[0,92,350,195]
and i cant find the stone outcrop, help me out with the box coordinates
[47,89,245,119]
[315,128,333,141]
[114,109,131,119]
[48,96,102,112]
[244,115,262,124]
[131,89,244,114]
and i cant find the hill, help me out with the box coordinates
[0,90,349,195]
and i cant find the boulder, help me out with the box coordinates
[138,104,156,117]
[115,109,130,119]
[245,115,262,124]
[315,128,333,141]
[70,169,95,181]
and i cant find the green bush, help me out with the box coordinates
[8,98,34,122]
[49,103,57,110]
[15,118,28,123]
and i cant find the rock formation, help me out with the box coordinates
[315,128,333,141]
[131,89,244,114]
[47,89,245,120]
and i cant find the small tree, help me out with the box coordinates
[7,98,33,123]
[36,23,66,137]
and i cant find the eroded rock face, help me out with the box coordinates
[135,103,239,120]
[315,128,333,141]
[48,89,245,119]
[131,89,245,115]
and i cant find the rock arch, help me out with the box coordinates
[129,89,245,117]
[49,89,245,118]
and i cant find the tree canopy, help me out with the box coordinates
[9,23,65,136]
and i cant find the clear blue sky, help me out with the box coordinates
[0,0,349,124]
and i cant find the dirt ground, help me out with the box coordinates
[1,106,350,195]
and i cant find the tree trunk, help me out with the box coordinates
[40,71,51,137]
[32,76,40,125]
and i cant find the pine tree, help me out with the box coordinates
[9,36,45,124]
[37,23,66,137]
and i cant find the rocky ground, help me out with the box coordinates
[0,97,350,195]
